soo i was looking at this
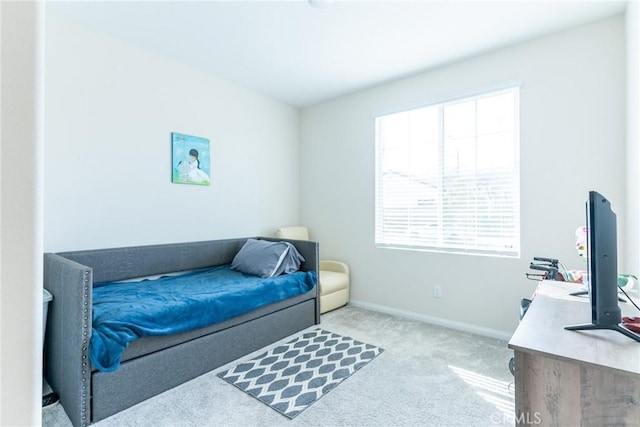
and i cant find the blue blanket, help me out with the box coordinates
[90,265,317,372]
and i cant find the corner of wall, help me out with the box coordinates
[626,2,640,275]
[1,2,45,424]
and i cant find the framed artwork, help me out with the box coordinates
[171,132,211,186]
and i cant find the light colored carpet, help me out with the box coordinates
[43,306,514,426]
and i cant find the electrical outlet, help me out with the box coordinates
[433,285,442,299]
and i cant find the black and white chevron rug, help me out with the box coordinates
[217,328,384,418]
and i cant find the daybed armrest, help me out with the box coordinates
[259,237,320,323]
[320,260,349,275]
[44,253,92,427]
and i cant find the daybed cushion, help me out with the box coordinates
[91,265,316,372]
[117,287,317,365]
[231,238,304,278]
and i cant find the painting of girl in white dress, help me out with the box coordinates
[172,132,211,186]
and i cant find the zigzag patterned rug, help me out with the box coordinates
[217,328,384,418]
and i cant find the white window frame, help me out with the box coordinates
[374,84,521,258]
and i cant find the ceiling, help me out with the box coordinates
[52,1,627,107]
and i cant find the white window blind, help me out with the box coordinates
[375,87,520,257]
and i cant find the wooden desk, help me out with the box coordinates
[508,280,640,426]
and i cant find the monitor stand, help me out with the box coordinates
[569,290,626,303]
[565,323,640,342]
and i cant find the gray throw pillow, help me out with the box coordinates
[231,239,296,278]
[273,242,305,276]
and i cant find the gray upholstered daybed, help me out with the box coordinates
[44,237,319,427]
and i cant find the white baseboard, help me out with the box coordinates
[348,299,513,342]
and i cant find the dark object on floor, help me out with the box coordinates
[42,392,59,409]
[510,298,533,376]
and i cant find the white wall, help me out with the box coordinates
[44,9,300,252]
[300,16,626,334]
[626,2,640,280]
[1,2,44,425]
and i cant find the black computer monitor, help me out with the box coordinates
[565,191,640,342]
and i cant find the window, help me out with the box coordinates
[375,86,520,257]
